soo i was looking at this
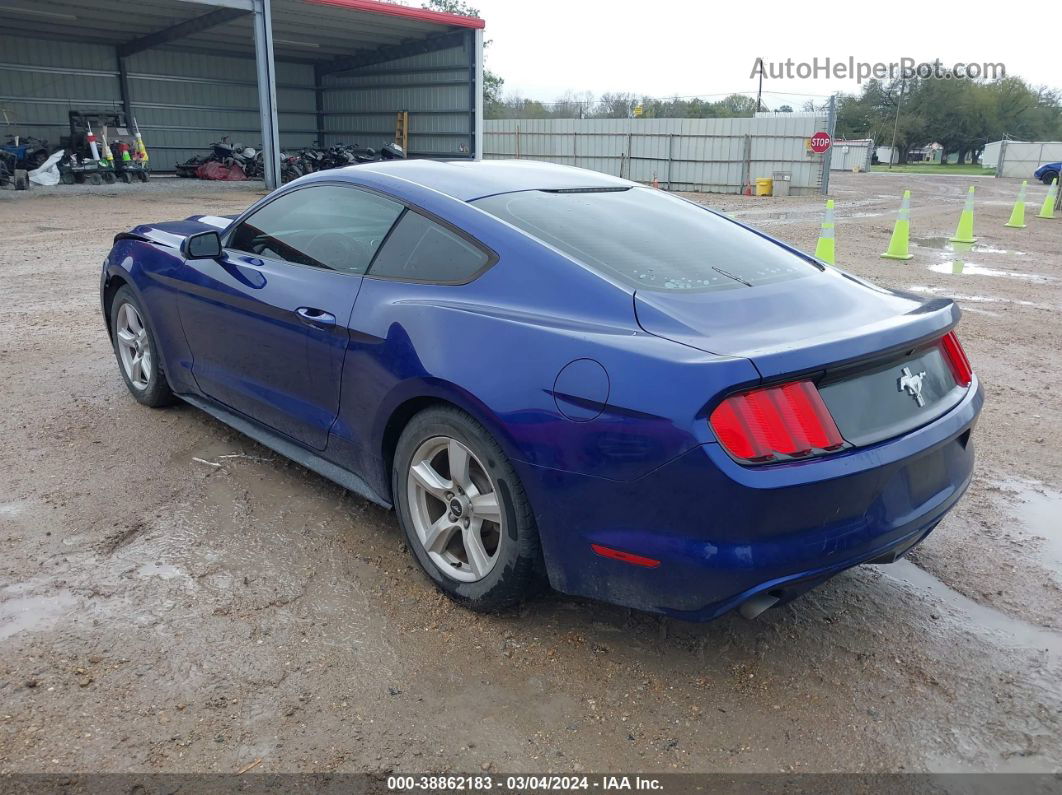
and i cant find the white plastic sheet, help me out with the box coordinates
[28,149,64,186]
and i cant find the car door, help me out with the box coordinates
[177,183,404,450]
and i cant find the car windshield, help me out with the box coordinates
[473,187,819,292]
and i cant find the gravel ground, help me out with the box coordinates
[0,171,1060,775]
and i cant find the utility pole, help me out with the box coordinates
[888,79,905,170]
[756,57,764,113]
[822,94,836,195]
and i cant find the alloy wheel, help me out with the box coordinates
[406,436,504,582]
[115,302,152,390]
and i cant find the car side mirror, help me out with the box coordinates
[182,230,223,260]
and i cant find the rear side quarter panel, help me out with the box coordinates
[328,201,761,581]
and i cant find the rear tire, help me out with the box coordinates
[109,286,175,408]
[392,407,542,612]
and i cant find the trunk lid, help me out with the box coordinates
[634,269,959,379]
[635,269,967,447]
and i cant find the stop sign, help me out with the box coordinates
[809,132,832,154]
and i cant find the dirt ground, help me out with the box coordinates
[1,171,1060,775]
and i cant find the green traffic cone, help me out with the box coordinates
[950,241,973,274]
[1037,178,1058,220]
[881,190,914,260]
[814,199,836,265]
[1004,180,1028,228]
[950,186,977,243]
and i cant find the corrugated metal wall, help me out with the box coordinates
[0,33,315,168]
[994,140,1062,179]
[0,34,122,148]
[125,50,316,167]
[1,31,475,169]
[320,39,473,157]
[483,115,831,194]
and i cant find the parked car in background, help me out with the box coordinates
[1035,161,1060,184]
[99,160,983,622]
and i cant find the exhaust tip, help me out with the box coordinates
[739,592,780,620]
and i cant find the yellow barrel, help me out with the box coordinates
[755,177,773,196]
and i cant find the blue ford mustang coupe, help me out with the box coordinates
[101,160,982,621]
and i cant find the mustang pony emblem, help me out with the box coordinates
[898,366,927,407]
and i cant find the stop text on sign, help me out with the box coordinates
[809,132,832,154]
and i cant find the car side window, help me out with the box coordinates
[228,185,403,275]
[368,210,490,283]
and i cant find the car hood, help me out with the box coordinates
[633,269,960,380]
[123,215,237,249]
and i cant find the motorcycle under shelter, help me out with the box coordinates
[0,0,485,187]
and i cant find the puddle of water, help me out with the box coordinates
[0,503,24,518]
[730,210,794,221]
[906,285,1054,310]
[927,262,1053,281]
[976,245,1020,255]
[0,590,78,641]
[914,237,1023,256]
[915,237,959,251]
[882,560,1062,659]
[995,479,1062,580]
[136,562,185,580]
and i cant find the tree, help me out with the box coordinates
[422,0,479,15]
[595,92,639,118]
[777,105,793,113]
[716,94,758,117]
[483,71,505,115]
[422,1,506,117]
[831,72,1062,164]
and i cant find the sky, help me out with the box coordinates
[470,0,1059,109]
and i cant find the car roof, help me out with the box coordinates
[346,159,635,201]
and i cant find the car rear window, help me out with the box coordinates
[473,187,818,291]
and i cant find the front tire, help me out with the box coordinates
[1041,170,1058,186]
[109,286,175,408]
[392,407,542,612]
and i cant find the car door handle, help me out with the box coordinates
[295,307,337,328]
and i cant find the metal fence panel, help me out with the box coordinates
[829,139,874,171]
[483,115,832,194]
[981,141,1002,169]
[994,140,1062,179]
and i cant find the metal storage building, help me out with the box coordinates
[0,0,484,187]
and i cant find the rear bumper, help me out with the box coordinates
[519,379,983,621]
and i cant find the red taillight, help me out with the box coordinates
[941,331,973,387]
[709,380,845,463]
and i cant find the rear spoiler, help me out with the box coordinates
[749,298,961,381]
